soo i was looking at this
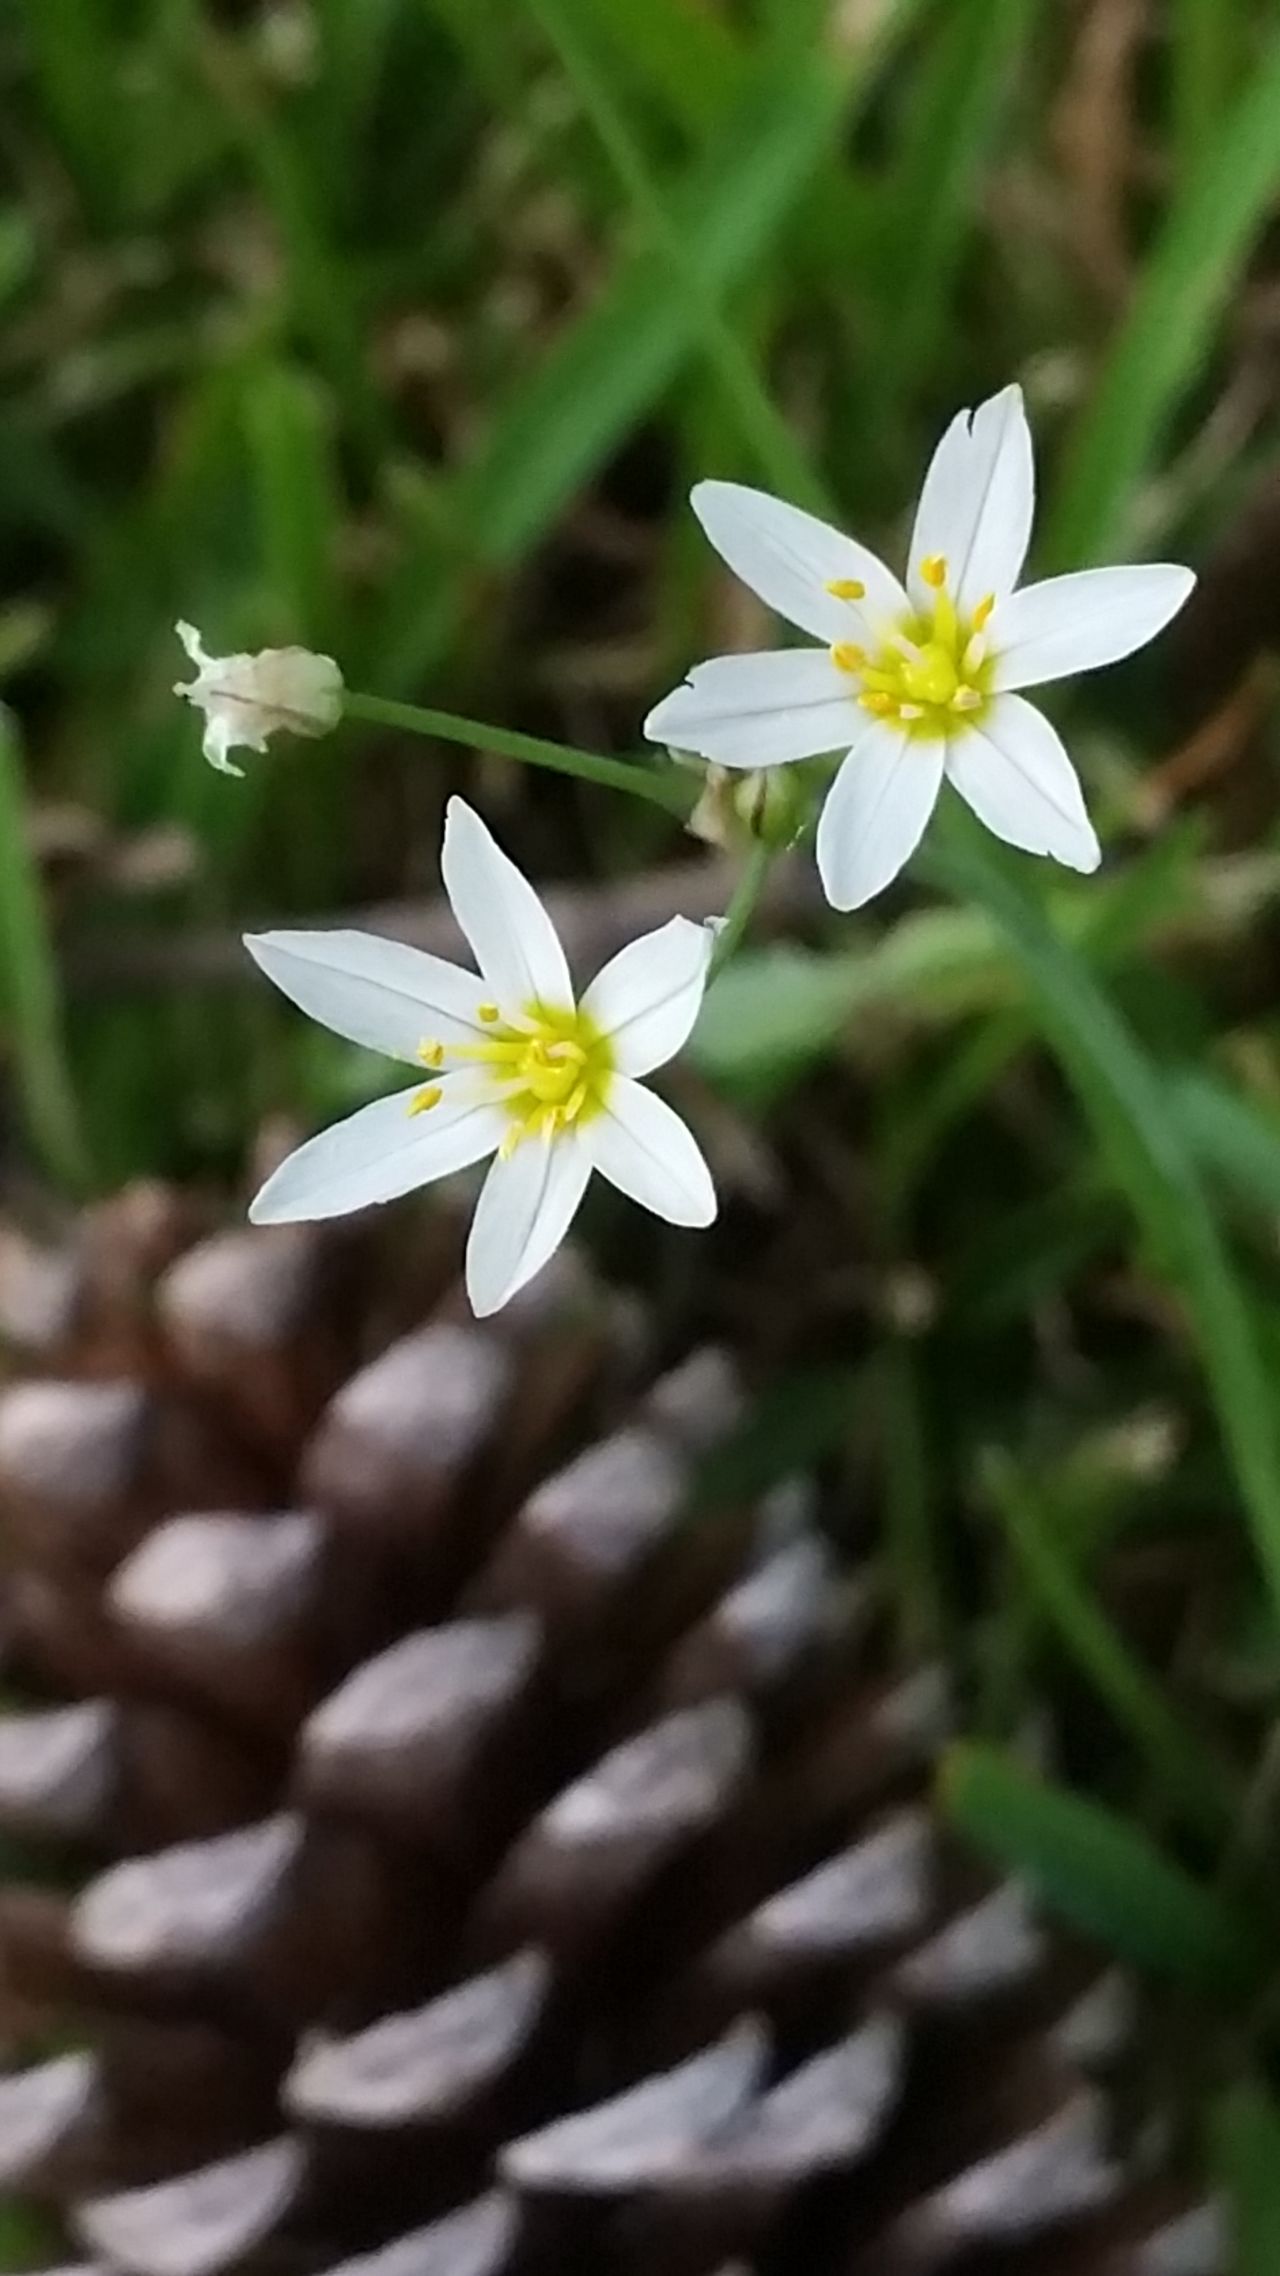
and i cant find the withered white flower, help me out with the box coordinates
[173,622,343,778]
[645,385,1195,911]
[246,798,716,1317]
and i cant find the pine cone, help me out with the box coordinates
[0,1187,1222,2276]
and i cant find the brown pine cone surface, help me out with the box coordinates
[0,1188,1223,2276]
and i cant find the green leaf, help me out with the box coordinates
[691,914,1007,1095]
[1045,23,1280,566]
[940,1743,1263,1996]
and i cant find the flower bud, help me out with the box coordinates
[173,622,343,777]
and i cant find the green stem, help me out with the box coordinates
[343,690,694,820]
[709,840,772,979]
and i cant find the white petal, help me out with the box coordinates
[465,1136,592,1318]
[815,722,944,913]
[644,649,854,768]
[205,719,246,778]
[249,1087,505,1224]
[992,564,1196,691]
[691,482,908,645]
[442,798,572,1013]
[908,384,1034,613]
[245,930,489,1062]
[944,694,1100,872]
[586,1079,716,1228]
[582,918,712,1078]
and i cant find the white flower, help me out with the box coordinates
[644,385,1195,911]
[245,798,717,1317]
[174,622,343,778]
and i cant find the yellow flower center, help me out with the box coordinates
[829,558,996,740]
[409,1002,614,1156]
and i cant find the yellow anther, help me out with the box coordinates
[972,593,995,631]
[408,1083,443,1117]
[862,690,895,716]
[832,641,866,675]
[477,1002,500,1023]
[825,577,866,602]
[920,554,948,589]
[951,686,982,712]
[417,1040,445,1069]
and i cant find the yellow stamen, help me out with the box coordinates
[932,587,958,649]
[477,1002,500,1023]
[831,551,994,741]
[825,577,866,602]
[455,999,615,1152]
[408,1083,443,1117]
[417,1040,444,1069]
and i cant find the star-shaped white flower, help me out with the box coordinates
[246,798,716,1317]
[645,386,1195,911]
[174,622,343,778]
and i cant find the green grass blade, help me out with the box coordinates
[1171,0,1239,187]
[22,0,121,212]
[1045,23,1280,566]
[930,819,1280,1631]
[463,42,850,554]
[243,361,342,646]
[524,0,823,510]
[874,0,1032,388]
[195,26,381,457]
[981,1448,1237,1842]
[1214,2083,1280,2276]
[577,0,746,135]
[375,43,864,685]
[0,710,87,1191]
[1172,1069,1280,1220]
[940,1743,1263,1995]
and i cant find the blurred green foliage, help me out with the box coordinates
[5,0,1280,2236]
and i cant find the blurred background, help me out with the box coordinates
[4,0,1280,2266]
